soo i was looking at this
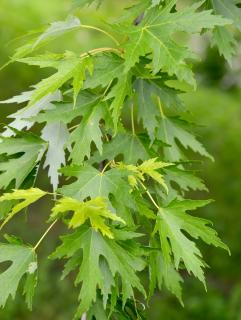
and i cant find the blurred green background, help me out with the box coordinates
[0,1,241,319]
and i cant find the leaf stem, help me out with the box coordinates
[80,47,123,59]
[79,25,120,46]
[131,104,136,136]
[33,219,58,251]
[101,160,114,174]
[139,181,160,210]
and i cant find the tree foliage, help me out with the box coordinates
[0,0,240,318]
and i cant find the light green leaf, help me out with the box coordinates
[0,188,47,229]
[51,196,125,238]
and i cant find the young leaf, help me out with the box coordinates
[0,244,37,308]
[51,196,125,238]
[118,158,171,192]
[0,188,47,228]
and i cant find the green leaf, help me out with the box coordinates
[134,79,183,141]
[11,16,81,61]
[59,165,131,203]
[91,132,151,164]
[210,0,241,62]
[156,116,213,161]
[149,238,183,304]
[51,226,145,316]
[153,199,229,284]
[51,196,125,238]
[0,244,37,308]
[211,0,241,30]
[105,73,132,132]
[0,188,47,228]
[120,1,230,84]
[69,101,111,164]
[0,91,61,136]
[30,91,99,124]
[164,166,208,192]
[17,52,93,106]
[33,16,81,49]
[84,54,124,89]
[41,122,69,190]
[0,134,46,189]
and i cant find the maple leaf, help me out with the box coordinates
[33,16,81,49]
[105,73,133,132]
[51,196,125,238]
[0,188,47,229]
[210,0,241,63]
[153,199,229,284]
[149,238,183,304]
[0,243,37,308]
[41,122,69,190]
[134,79,183,141]
[59,165,132,205]
[118,158,171,192]
[30,91,99,124]
[0,134,46,189]
[69,101,112,164]
[91,131,151,164]
[156,116,213,161]
[84,54,125,90]
[17,52,93,106]
[11,16,81,61]
[0,91,61,137]
[120,1,230,85]
[51,226,146,317]
[164,166,207,192]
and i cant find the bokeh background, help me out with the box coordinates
[0,0,241,319]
